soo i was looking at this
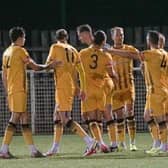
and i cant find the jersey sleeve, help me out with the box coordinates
[46,45,56,64]
[105,53,113,67]
[141,50,150,62]
[72,47,81,64]
[78,49,86,63]
[2,53,6,70]
[129,45,139,52]
[19,48,31,64]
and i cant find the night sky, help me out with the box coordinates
[0,0,168,29]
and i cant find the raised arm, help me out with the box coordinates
[104,48,140,60]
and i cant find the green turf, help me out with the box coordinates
[0,133,168,168]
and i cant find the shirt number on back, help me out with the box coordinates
[89,54,98,69]
[65,48,74,63]
[161,54,167,68]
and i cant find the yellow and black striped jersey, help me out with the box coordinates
[111,44,138,91]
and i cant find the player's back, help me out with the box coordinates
[143,48,168,92]
[159,48,168,88]
[2,45,28,94]
[48,42,80,89]
[80,46,112,87]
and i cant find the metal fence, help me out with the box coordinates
[0,70,147,136]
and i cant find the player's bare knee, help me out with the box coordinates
[116,113,124,120]
[105,104,112,114]
[103,110,113,121]
[127,111,134,117]
[126,106,134,117]
[144,110,152,122]
[53,112,60,121]
[126,104,134,112]
[7,122,17,131]
[54,120,63,126]
[81,113,89,121]
[114,107,125,119]
[66,119,74,128]
[86,110,97,120]
[21,124,30,131]
[96,111,103,121]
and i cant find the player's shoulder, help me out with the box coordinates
[103,51,112,58]
[9,45,26,51]
[3,46,29,59]
[20,47,28,53]
[142,49,153,54]
[79,47,90,54]
[142,49,161,57]
[67,44,78,53]
[51,42,63,49]
[151,49,161,54]
[52,42,77,51]
[124,44,138,51]
[9,45,28,55]
[51,42,68,49]
[3,45,11,55]
[159,48,168,55]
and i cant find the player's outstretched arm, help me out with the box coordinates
[104,48,140,60]
[27,58,62,71]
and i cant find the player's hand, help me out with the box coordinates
[48,59,63,69]
[79,90,87,101]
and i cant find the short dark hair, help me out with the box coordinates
[147,31,159,45]
[77,24,92,33]
[9,27,25,42]
[56,29,68,40]
[93,30,106,45]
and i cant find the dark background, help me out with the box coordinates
[0,0,168,30]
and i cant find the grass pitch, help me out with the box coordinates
[0,133,168,168]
